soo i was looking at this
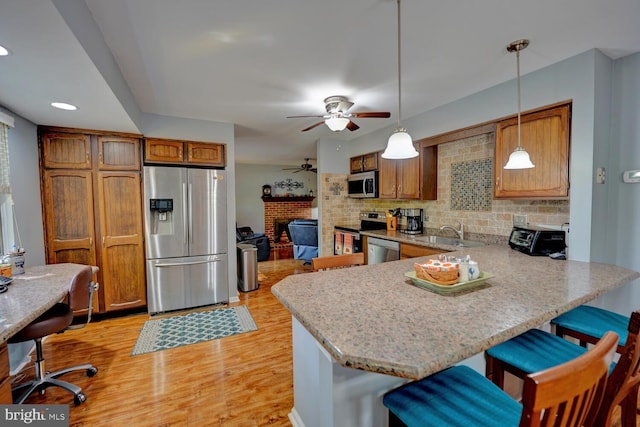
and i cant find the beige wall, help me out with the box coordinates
[320,133,569,255]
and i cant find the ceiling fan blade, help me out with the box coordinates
[346,121,360,131]
[287,114,326,118]
[310,168,318,173]
[301,121,325,132]
[350,112,391,118]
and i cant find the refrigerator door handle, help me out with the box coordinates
[154,257,223,268]
[188,182,193,243]
[182,182,189,245]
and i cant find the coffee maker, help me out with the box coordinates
[401,208,423,234]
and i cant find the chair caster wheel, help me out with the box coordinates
[74,392,87,406]
[86,367,98,377]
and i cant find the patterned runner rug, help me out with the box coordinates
[132,305,258,356]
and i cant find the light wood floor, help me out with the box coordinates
[15,258,313,427]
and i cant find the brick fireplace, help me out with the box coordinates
[262,196,315,242]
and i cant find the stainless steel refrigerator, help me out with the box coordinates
[143,166,228,314]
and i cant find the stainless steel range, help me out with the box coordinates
[333,212,387,255]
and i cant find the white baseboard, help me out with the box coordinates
[288,408,305,427]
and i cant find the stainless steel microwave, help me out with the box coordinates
[348,171,378,198]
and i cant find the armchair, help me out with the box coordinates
[287,219,319,265]
[236,226,270,262]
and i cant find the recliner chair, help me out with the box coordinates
[288,219,319,265]
[8,265,99,405]
[236,226,271,262]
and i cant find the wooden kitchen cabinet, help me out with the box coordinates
[97,136,141,170]
[145,138,226,167]
[494,103,570,199]
[379,152,421,200]
[97,171,146,311]
[400,243,446,259]
[350,151,379,173]
[0,343,12,403]
[39,128,146,313]
[42,132,92,169]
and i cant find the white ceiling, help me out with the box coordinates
[1,0,639,165]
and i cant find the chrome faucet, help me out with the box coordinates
[439,223,464,240]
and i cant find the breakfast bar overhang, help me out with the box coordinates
[272,244,640,427]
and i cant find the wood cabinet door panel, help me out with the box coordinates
[42,133,91,169]
[397,155,420,199]
[43,170,96,266]
[362,152,378,171]
[378,157,397,198]
[350,156,363,173]
[97,172,146,311]
[495,104,570,198]
[98,136,141,170]
[187,142,225,166]
[144,139,184,163]
[400,243,446,259]
[0,343,11,403]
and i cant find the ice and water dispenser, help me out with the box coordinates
[149,198,174,235]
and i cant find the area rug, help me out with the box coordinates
[131,305,258,356]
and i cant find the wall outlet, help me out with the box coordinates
[513,214,528,227]
[596,167,606,184]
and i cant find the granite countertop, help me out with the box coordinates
[272,245,640,380]
[0,263,96,343]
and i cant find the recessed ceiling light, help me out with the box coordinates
[0,45,9,56]
[51,102,78,111]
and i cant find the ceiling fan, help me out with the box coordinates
[283,158,317,173]
[287,96,391,132]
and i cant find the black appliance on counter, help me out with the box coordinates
[334,212,387,255]
[509,225,566,256]
[399,208,423,234]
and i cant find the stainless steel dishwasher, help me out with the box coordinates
[367,237,400,264]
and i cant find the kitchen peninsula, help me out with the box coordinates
[272,244,640,427]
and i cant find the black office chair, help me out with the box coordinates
[9,265,99,405]
[288,219,319,265]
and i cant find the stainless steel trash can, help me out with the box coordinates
[237,244,259,292]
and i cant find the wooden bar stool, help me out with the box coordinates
[552,305,629,353]
[383,332,618,427]
[486,310,640,426]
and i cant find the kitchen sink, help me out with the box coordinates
[413,235,485,248]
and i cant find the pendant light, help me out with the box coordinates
[382,0,418,159]
[504,39,535,169]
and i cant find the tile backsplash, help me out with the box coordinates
[319,132,569,255]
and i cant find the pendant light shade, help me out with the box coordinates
[324,116,350,131]
[504,39,534,170]
[382,0,418,160]
[383,127,417,159]
[504,146,535,169]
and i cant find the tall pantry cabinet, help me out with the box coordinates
[39,128,146,313]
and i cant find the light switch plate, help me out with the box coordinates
[513,214,527,227]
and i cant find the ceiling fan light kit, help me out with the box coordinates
[325,116,350,131]
[503,38,535,170]
[287,95,390,132]
[382,0,418,160]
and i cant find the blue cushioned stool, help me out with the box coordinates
[551,305,629,353]
[384,333,618,427]
[383,366,522,427]
[485,328,591,388]
[486,310,640,427]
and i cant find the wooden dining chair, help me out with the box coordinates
[383,332,618,427]
[311,253,365,272]
[485,310,640,427]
